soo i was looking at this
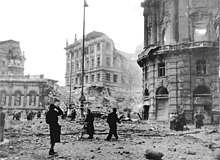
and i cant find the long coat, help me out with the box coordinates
[46,104,63,143]
[85,112,94,135]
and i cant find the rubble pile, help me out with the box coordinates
[0,116,219,159]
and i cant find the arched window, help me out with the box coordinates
[29,90,37,106]
[144,88,149,96]
[193,85,210,96]
[156,87,168,98]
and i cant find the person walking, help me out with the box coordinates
[105,108,120,141]
[0,106,5,142]
[84,108,94,139]
[46,98,63,155]
[194,111,204,129]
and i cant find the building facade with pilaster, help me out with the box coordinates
[137,0,220,123]
[0,40,57,111]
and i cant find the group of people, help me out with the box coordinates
[46,98,121,156]
[169,111,187,131]
[170,111,205,131]
[12,110,42,121]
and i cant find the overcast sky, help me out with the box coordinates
[0,0,144,85]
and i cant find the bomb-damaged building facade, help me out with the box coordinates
[137,0,220,123]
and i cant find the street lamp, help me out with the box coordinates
[79,0,88,119]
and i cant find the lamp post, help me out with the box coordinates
[69,51,73,108]
[79,0,88,119]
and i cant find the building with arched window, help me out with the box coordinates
[137,0,220,123]
[0,40,58,111]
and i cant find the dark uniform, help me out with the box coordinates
[195,113,204,129]
[106,108,120,141]
[85,109,94,139]
[46,102,63,155]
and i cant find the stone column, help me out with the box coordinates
[26,96,30,107]
[11,96,15,108]
[36,96,39,108]
[151,4,157,44]
[144,8,149,47]
[6,96,9,108]
[171,0,179,43]
[21,96,24,108]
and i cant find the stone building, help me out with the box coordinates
[65,31,132,104]
[0,40,57,111]
[137,0,220,123]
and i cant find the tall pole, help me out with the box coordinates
[79,0,88,119]
[69,51,73,107]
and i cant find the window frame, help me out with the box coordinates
[158,62,165,77]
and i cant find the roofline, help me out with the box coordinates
[0,39,20,44]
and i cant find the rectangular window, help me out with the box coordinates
[97,43,101,51]
[106,73,111,82]
[91,74,94,82]
[76,62,79,70]
[106,57,110,67]
[85,75,88,83]
[144,66,148,80]
[91,58,94,69]
[197,60,206,75]
[97,73,100,81]
[90,45,94,54]
[84,47,89,54]
[113,74,117,82]
[97,57,100,68]
[158,63,165,77]
[75,77,78,84]
[85,58,89,70]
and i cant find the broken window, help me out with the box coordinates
[86,76,89,83]
[91,74,94,82]
[90,45,94,54]
[197,60,206,75]
[97,73,100,81]
[158,63,165,77]
[106,73,111,82]
[76,62,79,70]
[145,66,148,80]
[91,58,94,69]
[97,42,101,51]
[113,74,117,83]
[85,58,89,70]
[97,57,100,68]
[84,47,89,54]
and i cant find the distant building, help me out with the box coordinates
[137,0,220,123]
[0,40,57,111]
[65,31,133,103]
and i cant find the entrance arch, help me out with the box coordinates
[193,85,212,124]
[156,86,169,121]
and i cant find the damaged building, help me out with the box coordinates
[137,0,220,123]
[0,40,58,111]
[65,31,134,106]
